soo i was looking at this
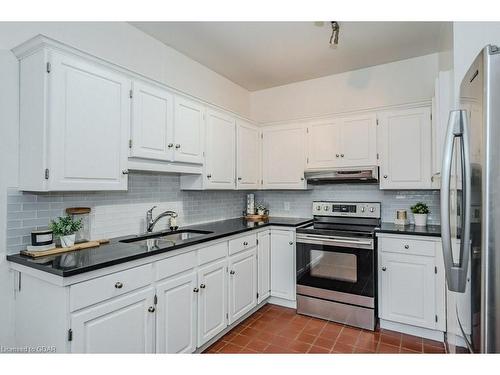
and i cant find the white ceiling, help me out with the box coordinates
[131,22,449,91]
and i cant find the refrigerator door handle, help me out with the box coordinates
[440,109,471,293]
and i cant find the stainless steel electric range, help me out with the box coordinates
[296,201,381,330]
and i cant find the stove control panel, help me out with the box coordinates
[313,201,381,218]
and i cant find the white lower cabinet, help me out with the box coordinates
[197,258,228,346]
[228,248,257,324]
[156,271,197,353]
[377,234,446,338]
[270,229,296,301]
[71,288,155,353]
[257,230,271,303]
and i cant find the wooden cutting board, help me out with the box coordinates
[244,214,269,222]
[21,239,110,258]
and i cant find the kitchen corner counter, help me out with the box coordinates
[375,222,441,237]
[6,216,312,277]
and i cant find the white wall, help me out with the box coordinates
[453,22,500,100]
[249,53,440,123]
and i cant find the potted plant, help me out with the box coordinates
[49,216,83,248]
[256,204,268,216]
[410,202,430,227]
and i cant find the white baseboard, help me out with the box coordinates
[268,296,297,309]
[380,319,444,342]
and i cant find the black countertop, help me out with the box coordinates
[6,216,312,277]
[375,222,441,237]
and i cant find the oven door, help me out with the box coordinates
[296,233,374,308]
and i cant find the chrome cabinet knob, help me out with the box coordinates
[175,144,181,149]
[200,284,206,289]
[404,244,409,249]
[243,241,248,246]
[167,143,174,148]
[207,174,212,179]
[300,177,305,181]
[383,175,388,179]
[382,267,387,271]
[193,287,199,293]
[148,306,155,313]
[237,177,242,181]
[115,282,123,289]
[289,241,294,245]
[336,154,339,158]
[230,270,235,275]
[122,169,129,175]
[341,154,344,158]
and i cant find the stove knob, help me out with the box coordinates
[369,207,375,213]
[315,205,321,211]
[361,207,365,212]
[323,206,330,211]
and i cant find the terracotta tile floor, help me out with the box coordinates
[203,304,446,354]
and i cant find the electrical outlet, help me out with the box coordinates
[284,202,290,211]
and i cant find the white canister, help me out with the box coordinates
[413,214,428,227]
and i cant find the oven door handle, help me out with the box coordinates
[296,234,373,249]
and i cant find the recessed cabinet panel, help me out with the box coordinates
[340,114,377,167]
[156,271,197,353]
[228,248,257,324]
[306,121,341,169]
[71,288,154,353]
[262,125,306,189]
[205,109,236,189]
[197,258,228,346]
[49,51,131,190]
[131,80,174,161]
[236,120,261,189]
[378,107,432,189]
[174,96,205,164]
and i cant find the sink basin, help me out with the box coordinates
[120,229,213,251]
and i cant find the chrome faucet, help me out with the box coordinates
[146,206,178,233]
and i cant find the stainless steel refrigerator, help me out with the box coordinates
[441,44,500,353]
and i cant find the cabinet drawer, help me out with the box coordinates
[228,233,257,255]
[155,251,196,281]
[198,241,228,265]
[70,264,153,311]
[378,236,436,257]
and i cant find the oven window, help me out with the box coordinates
[310,250,357,283]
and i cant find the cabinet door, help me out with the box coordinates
[306,120,341,170]
[130,80,174,161]
[156,272,197,353]
[270,230,295,300]
[378,252,436,329]
[236,120,261,190]
[257,231,271,303]
[205,109,236,189]
[49,51,131,190]
[228,248,257,324]
[197,258,228,346]
[378,107,432,189]
[262,125,306,189]
[340,114,377,167]
[173,96,205,164]
[71,288,155,353]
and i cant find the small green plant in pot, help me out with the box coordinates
[410,202,430,227]
[50,216,83,248]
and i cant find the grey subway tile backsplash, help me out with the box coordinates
[5,172,439,254]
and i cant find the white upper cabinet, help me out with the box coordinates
[18,48,131,191]
[339,114,377,167]
[378,107,432,189]
[204,109,236,189]
[236,120,261,190]
[173,96,205,164]
[306,120,341,169]
[262,124,307,190]
[130,80,174,161]
[306,113,377,170]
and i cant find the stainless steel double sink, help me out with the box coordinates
[120,229,213,251]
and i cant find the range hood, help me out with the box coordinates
[305,167,379,183]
